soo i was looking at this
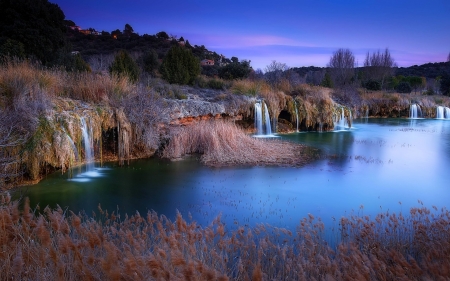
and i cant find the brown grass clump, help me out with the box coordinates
[162,120,315,167]
[1,193,450,280]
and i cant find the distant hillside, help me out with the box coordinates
[394,62,450,79]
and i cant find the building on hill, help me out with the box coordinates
[201,59,214,66]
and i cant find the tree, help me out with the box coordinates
[160,45,200,85]
[0,39,25,61]
[0,0,67,64]
[156,31,169,40]
[218,59,252,80]
[441,73,450,96]
[396,82,412,93]
[363,48,396,89]
[123,24,134,37]
[264,60,289,86]
[141,49,159,74]
[328,48,355,87]
[109,50,140,82]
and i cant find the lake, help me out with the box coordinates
[16,118,450,232]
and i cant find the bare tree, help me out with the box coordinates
[328,48,355,88]
[264,60,289,86]
[363,48,396,88]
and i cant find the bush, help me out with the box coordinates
[364,80,381,91]
[396,81,412,93]
[109,50,140,82]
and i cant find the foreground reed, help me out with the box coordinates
[1,193,449,280]
[162,120,315,167]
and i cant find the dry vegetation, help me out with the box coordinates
[1,193,449,280]
[162,120,316,167]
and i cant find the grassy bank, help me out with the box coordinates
[1,194,449,280]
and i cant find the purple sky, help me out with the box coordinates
[53,0,450,71]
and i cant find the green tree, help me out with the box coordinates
[160,45,200,85]
[321,72,333,88]
[109,50,140,82]
[219,59,252,80]
[0,0,67,64]
[141,49,159,74]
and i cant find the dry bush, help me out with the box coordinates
[162,120,314,167]
[1,192,449,280]
[230,80,271,96]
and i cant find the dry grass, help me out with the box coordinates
[162,120,315,167]
[1,193,449,280]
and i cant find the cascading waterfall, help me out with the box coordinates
[263,102,272,135]
[294,100,299,132]
[80,117,95,172]
[436,106,450,119]
[254,101,273,136]
[64,131,79,162]
[410,104,422,119]
[334,108,348,130]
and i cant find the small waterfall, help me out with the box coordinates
[334,108,348,130]
[80,117,94,172]
[65,132,79,162]
[254,100,274,136]
[410,104,422,119]
[436,106,450,119]
[263,102,272,135]
[294,100,299,132]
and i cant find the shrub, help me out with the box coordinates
[364,79,381,91]
[109,50,140,83]
[396,81,412,93]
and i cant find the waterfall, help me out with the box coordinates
[294,100,299,132]
[80,117,94,172]
[263,102,272,135]
[334,108,348,130]
[254,101,274,136]
[65,132,79,162]
[410,104,422,119]
[436,106,450,119]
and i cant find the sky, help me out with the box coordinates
[52,0,450,71]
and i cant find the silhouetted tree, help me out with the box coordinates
[156,31,169,40]
[363,48,396,89]
[141,49,159,75]
[123,24,134,37]
[328,48,355,87]
[0,0,67,64]
[264,60,289,86]
[0,39,25,61]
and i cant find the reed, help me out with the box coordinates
[1,192,449,280]
[162,120,314,167]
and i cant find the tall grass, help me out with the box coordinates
[162,120,314,167]
[1,193,449,280]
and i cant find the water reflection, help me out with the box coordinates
[16,119,450,231]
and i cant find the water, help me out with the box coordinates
[334,108,350,131]
[73,117,102,182]
[294,101,299,132]
[16,118,450,232]
[436,106,450,119]
[410,104,422,119]
[254,101,273,136]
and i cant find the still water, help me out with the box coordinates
[17,118,450,230]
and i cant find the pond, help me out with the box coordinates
[15,118,450,231]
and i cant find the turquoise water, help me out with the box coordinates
[16,118,450,230]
